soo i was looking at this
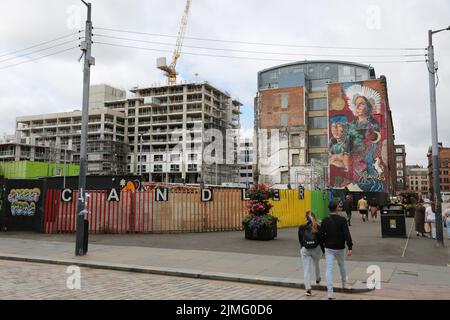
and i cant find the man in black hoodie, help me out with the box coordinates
[319,200,353,300]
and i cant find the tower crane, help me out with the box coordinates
[157,0,192,85]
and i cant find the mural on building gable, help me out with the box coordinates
[7,188,41,216]
[328,80,388,192]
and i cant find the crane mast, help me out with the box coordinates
[157,0,192,85]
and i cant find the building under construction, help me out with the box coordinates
[15,106,129,176]
[104,81,242,184]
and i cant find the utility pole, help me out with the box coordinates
[75,1,94,256]
[427,26,449,248]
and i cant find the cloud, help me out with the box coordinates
[1,0,449,167]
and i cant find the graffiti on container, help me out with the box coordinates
[7,188,41,217]
[120,179,141,192]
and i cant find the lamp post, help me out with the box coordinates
[75,1,94,256]
[427,26,450,247]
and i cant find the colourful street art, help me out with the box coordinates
[328,80,388,192]
[7,188,41,216]
[120,179,141,192]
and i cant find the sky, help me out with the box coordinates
[1,0,449,166]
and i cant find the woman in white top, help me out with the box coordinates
[425,203,436,240]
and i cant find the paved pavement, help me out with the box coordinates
[2,212,449,265]
[1,260,380,300]
[0,212,449,299]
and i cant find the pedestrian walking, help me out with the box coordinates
[369,198,378,222]
[443,208,450,240]
[414,199,426,237]
[425,202,436,240]
[298,211,324,296]
[358,196,369,222]
[319,201,353,300]
[343,195,353,226]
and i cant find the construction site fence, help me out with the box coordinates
[43,188,329,234]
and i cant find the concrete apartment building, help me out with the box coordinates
[395,144,407,192]
[15,107,128,175]
[89,84,126,109]
[406,165,429,197]
[238,138,254,186]
[103,82,242,184]
[427,143,450,201]
[254,60,397,194]
[12,83,242,182]
[0,141,75,164]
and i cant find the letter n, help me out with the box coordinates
[155,188,168,202]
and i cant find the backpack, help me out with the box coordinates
[303,228,319,249]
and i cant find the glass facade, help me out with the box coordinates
[308,116,328,129]
[258,61,373,90]
[308,98,328,111]
[308,153,328,163]
[308,135,328,148]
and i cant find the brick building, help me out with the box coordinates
[254,60,397,194]
[428,143,450,201]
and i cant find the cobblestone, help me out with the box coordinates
[0,260,380,300]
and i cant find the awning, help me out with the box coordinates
[346,183,363,192]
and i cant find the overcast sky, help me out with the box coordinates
[1,0,449,165]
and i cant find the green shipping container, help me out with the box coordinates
[0,161,79,179]
[310,190,329,221]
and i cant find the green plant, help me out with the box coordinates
[242,184,278,230]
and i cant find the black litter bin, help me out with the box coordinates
[380,204,407,238]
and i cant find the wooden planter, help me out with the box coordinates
[244,218,277,241]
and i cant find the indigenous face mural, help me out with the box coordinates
[328,80,387,192]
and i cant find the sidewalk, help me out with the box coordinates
[1,237,450,299]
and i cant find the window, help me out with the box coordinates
[396,162,403,169]
[170,154,180,162]
[154,165,163,172]
[292,154,300,166]
[396,148,403,153]
[170,164,180,172]
[308,117,327,129]
[244,150,250,163]
[308,99,327,111]
[310,79,329,92]
[396,156,403,161]
[281,93,289,109]
[397,170,404,177]
[281,171,288,184]
[280,113,288,126]
[291,134,302,148]
[308,153,328,163]
[154,155,163,162]
[308,135,328,148]
[188,154,198,161]
[188,164,198,172]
